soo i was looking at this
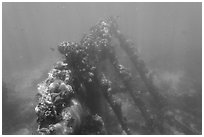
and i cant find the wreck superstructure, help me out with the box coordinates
[35,17,199,135]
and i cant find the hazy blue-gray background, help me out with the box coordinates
[2,3,201,134]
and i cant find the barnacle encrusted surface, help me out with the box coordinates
[35,18,117,135]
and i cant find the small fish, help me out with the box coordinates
[50,47,55,51]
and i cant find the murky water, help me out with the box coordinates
[2,3,202,135]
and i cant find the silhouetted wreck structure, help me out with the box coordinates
[35,17,200,135]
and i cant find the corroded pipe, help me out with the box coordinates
[99,73,131,135]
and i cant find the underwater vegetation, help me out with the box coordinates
[34,17,201,135]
